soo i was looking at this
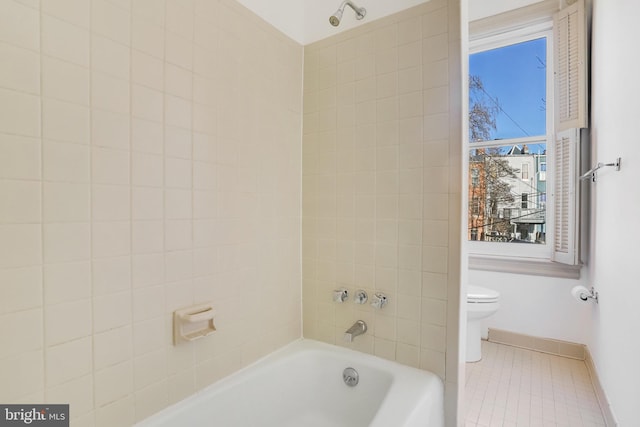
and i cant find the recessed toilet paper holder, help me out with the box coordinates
[173,302,216,345]
[584,287,598,303]
[573,286,599,304]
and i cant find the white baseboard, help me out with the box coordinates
[584,346,618,426]
[488,328,584,359]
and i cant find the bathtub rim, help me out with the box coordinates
[135,338,444,427]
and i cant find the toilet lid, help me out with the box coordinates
[467,285,500,303]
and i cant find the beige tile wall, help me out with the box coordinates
[302,0,461,388]
[0,0,302,425]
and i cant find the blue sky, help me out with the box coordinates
[470,37,547,141]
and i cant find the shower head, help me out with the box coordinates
[329,8,343,26]
[329,1,366,27]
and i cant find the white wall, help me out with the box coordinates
[588,1,640,424]
[469,270,592,343]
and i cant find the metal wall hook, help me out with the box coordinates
[580,157,621,182]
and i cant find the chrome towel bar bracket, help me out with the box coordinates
[580,157,621,182]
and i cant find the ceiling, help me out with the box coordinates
[235,0,544,45]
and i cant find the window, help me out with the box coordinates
[468,32,550,253]
[539,162,547,181]
[466,0,587,275]
[471,167,480,187]
[471,196,480,215]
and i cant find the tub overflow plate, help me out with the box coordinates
[343,367,359,387]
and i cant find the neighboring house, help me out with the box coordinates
[468,149,487,241]
[501,144,546,243]
[468,145,546,243]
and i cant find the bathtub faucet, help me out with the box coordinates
[344,320,367,342]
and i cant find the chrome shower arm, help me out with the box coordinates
[329,0,366,26]
[342,0,366,19]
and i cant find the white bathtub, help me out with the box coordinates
[136,339,444,427]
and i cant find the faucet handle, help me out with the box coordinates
[333,288,349,303]
[370,293,387,309]
[354,290,368,304]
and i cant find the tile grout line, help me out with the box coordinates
[161,0,171,403]
[128,0,136,420]
[38,0,46,405]
[88,0,96,422]
[91,0,106,421]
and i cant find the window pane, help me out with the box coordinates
[469,38,547,142]
[468,144,547,244]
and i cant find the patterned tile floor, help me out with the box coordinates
[465,341,606,427]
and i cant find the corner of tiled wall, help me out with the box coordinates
[301,0,460,387]
[0,0,303,425]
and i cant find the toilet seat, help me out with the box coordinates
[467,285,500,303]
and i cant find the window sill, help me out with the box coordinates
[468,254,582,279]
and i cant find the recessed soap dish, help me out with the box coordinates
[173,302,216,345]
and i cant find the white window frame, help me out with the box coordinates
[467,24,555,261]
[463,0,586,279]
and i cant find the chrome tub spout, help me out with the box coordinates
[344,320,367,342]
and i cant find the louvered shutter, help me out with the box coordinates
[552,128,581,265]
[554,0,588,131]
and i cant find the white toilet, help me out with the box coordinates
[466,285,500,362]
